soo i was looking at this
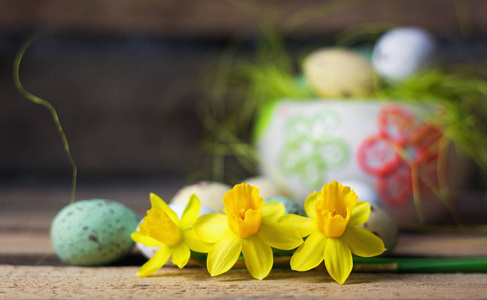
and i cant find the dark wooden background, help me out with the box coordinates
[2,0,487,185]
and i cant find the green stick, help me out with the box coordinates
[13,35,77,204]
[353,257,487,273]
[193,256,487,273]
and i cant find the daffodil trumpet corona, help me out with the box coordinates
[289,181,386,284]
[131,193,211,277]
[194,183,303,280]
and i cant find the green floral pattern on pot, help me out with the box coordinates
[278,110,350,190]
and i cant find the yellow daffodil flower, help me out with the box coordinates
[131,193,212,277]
[289,181,386,284]
[193,183,303,280]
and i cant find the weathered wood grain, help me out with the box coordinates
[1,265,487,299]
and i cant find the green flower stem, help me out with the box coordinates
[353,257,487,273]
[193,255,487,273]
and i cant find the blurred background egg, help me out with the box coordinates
[303,48,377,98]
[372,27,437,81]
[359,203,398,254]
[264,196,305,216]
[135,202,214,259]
[241,176,286,199]
[50,199,139,266]
[340,180,380,205]
[169,202,214,219]
[340,180,398,254]
[170,181,231,212]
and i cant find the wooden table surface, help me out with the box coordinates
[1,181,487,299]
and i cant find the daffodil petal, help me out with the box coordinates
[136,245,172,277]
[150,193,179,225]
[194,213,230,244]
[262,202,285,222]
[324,238,353,284]
[304,191,321,219]
[180,194,201,230]
[171,242,191,268]
[207,232,242,276]
[279,214,315,237]
[290,231,326,271]
[131,231,163,247]
[242,235,273,280]
[342,226,386,257]
[348,201,370,227]
[183,228,213,253]
[257,222,303,250]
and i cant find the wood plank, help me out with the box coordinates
[1,183,486,298]
[1,0,487,37]
[1,230,486,265]
[1,184,486,266]
[0,265,486,299]
[393,233,487,258]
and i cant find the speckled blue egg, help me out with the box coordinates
[50,199,139,266]
[264,196,305,216]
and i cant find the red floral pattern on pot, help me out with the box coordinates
[357,105,444,206]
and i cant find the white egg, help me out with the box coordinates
[136,203,214,259]
[372,27,437,81]
[359,204,398,254]
[168,202,215,219]
[339,180,380,205]
[136,236,160,260]
[241,176,286,199]
[170,181,231,213]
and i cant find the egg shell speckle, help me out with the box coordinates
[50,199,139,266]
[264,196,305,216]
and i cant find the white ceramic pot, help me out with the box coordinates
[254,100,471,224]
